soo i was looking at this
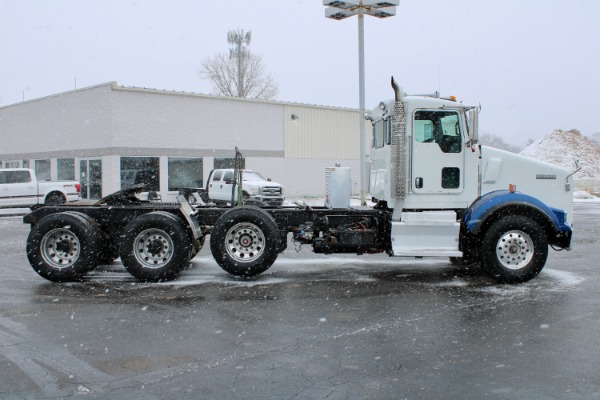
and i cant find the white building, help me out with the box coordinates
[0,82,363,201]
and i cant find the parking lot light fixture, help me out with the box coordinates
[323,0,398,206]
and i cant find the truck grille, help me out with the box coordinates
[261,186,282,196]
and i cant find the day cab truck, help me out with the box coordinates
[0,168,80,208]
[23,78,574,284]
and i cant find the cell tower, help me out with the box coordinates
[227,29,252,98]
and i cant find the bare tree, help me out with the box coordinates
[201,29,278,100]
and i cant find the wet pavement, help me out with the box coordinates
[0,202,599,399]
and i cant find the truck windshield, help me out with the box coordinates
[242,171,267,181]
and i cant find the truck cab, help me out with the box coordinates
[370,91,573,222]
[368,82,573,268]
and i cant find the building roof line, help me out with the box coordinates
[1,81,359,113]
[0,82,117,110]
[111,83,358,112]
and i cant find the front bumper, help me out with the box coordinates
[551,229,572,250]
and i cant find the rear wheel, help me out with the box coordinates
[480,215,548,283]
[210,206,280,277]
[45,193,66,206]
[26,212,98,281]
[120,211,192,281]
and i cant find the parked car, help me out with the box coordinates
[0,168,80,208]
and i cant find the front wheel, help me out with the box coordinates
[210,206,280,277]
[480,215,548,283]
[120,212,192,281]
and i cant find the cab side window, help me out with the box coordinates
[372,119,391,149]
[414,111,462,153]
[222,171,233,181]
[211,171,223,182]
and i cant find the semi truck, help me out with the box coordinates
[23,78,574,284]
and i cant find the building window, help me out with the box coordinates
[57,159,75,180]
[120,157,160,191]
[214,157,245,169]
[3,160,20,168]
[35,159,51,181]
[22,160,29,169]
[168,158,203,191]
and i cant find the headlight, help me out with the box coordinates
[246,186,259,195]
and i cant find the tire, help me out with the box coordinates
[210,206,280,277]
[480,215,548,283]
[45,193,66,206]
[61,211,107,271]
[26,212,98,281]
[119,211,191,282]
[62,212,119,266]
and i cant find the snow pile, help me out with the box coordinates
[520,129,600,179]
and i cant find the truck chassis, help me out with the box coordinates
[22,184,568,284]
[23,186,394,282]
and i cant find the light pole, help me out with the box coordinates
[323,1,398,206]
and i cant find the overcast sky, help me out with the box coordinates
[1,0,598,146]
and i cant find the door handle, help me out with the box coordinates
[415,177,423,189]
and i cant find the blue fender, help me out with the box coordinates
[463,190,570,235]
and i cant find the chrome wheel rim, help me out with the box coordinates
[41,228,80,269]
[225,222,265,263]
[496,230,534,270]
[133,228,174,269]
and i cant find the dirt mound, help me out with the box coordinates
[520,129,600,178]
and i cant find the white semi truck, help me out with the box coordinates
[23,78,574,284]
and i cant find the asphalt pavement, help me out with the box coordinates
[0,202,599,399]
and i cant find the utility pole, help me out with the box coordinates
[227,29,252,98]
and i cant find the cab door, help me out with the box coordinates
[411,110,465,194]
[209,170,236,202]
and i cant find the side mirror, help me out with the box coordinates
[467,105,480,145]
[267,178,271,182]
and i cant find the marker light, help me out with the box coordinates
[449,95,457,101]
[509,184,517,193]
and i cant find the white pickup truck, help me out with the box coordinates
[0,168,80,208]
[203,169,284,206]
